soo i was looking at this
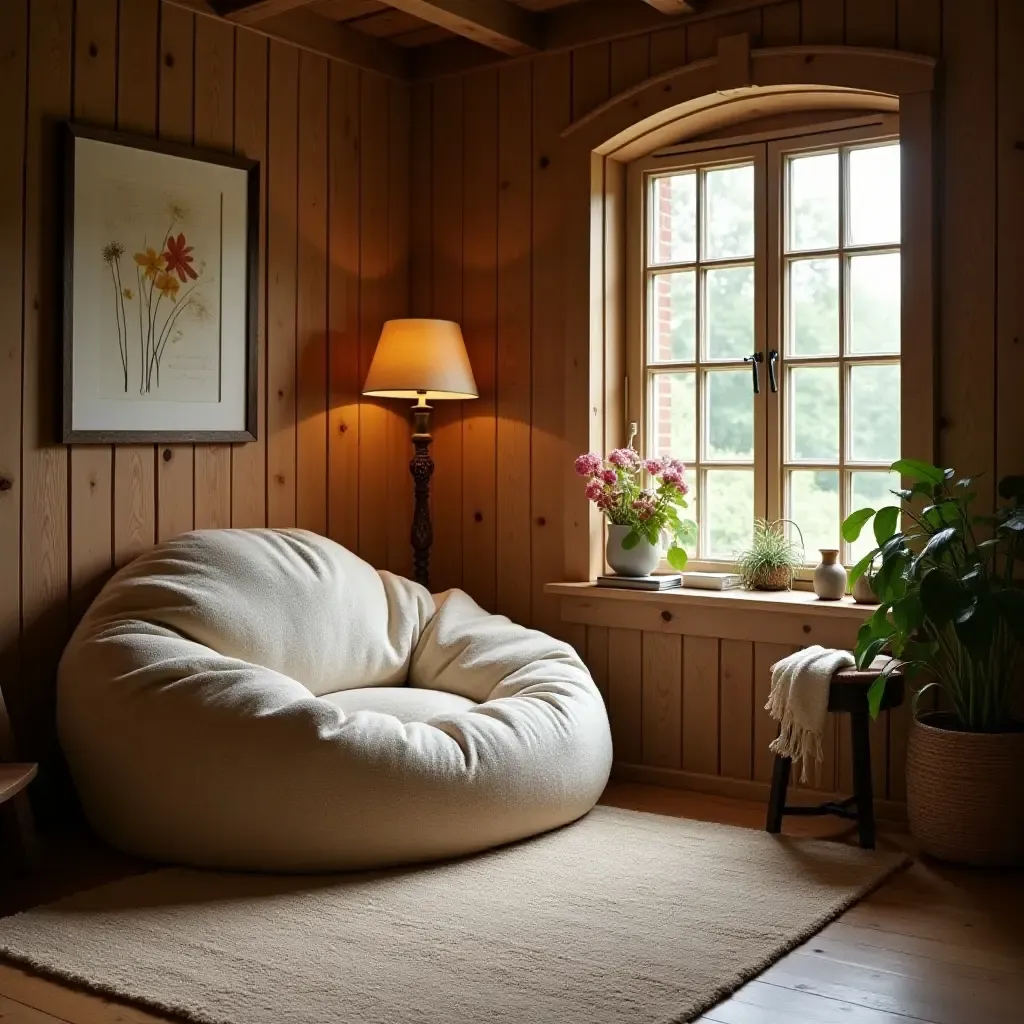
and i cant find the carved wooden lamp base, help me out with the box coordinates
[409,395,434,589]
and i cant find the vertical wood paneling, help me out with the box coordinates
[530,53,571,639]
[719,639,753,780]
[896,0,942,55]
[2,3,415,764]
[70,0,117,617]
[429,74,464,589]
[762,1,802,46]
[641,632,682,769]
[609,34,649,96]
[461,69,498,610]
[21,0,72,758]
[193,15,235,531]
[844,0,895,46]
[156,2,195,541]
[357,72,391,567]
[687,9,764,61]
[752,642,795,783]
[996,0,1024,487]
[495,63,532,627]
[607,626,643,764]
[801,0,845,44]
[114,0,159,564]
[585,625,609,701]
[295,52,329,536]
[266,40,298,529]
[648,25,687,76]
[0,0,28,740]
[327,62,361,551]
[386,81,413,578]
[682,635,719,775]
[230,27,269,529]
[941,1,997,508]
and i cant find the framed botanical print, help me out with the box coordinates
[63,123,259,443]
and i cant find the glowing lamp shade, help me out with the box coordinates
[362,319,478,401]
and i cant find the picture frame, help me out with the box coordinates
[62,122,260,444]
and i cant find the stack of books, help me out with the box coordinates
[595,571,744,592]
[596,573,682,591]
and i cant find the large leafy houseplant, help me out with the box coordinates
[842,458,1024,728]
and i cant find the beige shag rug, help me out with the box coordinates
[0,807,906,1024]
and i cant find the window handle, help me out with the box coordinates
[768,349,779,394]
[743,352,764,394]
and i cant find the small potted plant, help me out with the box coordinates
[574,447,697,576]
[736,519,804,591]
[843,459,1024,866]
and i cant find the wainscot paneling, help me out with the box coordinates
[0,0,412,762]
[561,585,904,813]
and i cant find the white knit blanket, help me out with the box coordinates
[766,645,855,783]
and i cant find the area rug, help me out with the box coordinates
[0,806,906,1024]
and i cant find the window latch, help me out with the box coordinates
[743,352,764,394]
[768,349,779,394]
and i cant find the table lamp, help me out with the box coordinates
[362,319,477,589]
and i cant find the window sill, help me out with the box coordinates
[545,582,875,617]
[545,582,876,647]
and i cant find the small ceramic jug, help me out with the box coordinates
[606,524,661,577]
[813,548,847,600]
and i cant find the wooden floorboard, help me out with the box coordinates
[0,781,1021,1024]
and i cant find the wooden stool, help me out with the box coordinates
[765,663,904,849]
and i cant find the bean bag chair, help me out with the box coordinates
[57,529,612,871]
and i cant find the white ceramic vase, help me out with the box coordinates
[813,548,847,600]
[852,571,877,604]
[606,524,661,577]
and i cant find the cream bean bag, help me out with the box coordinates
[57,529,612,871]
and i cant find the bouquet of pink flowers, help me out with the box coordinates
[575,447,698,570]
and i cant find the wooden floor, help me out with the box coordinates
[0,782,1021,1024]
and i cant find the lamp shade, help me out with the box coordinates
[362,319,478,400]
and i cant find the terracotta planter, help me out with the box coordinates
[906,712,1024,867]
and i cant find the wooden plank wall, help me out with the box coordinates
[414,0,1023,607]
[412,0,1023,799]
[586,626,910,806]
[0,0,412,759]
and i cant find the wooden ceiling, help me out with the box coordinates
[203,0,706,70]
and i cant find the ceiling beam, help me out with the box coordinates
[414,0,761,79]
[382,0,541,55]
[639,0,702,15]
[168,0,411,78]
[209,0,318,25]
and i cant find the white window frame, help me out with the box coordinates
[627,114,902,574]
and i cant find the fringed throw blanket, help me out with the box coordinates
[766,646,855,783]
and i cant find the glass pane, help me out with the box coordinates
[849,252,900,355]
[787,151,838,252]
[651,172,696,264]
[849,363,901,463]
[788,257,839,357]
[849,470,902,565]
[648,271,696,362]
[650,371,696,464]
[705,265,754,360]
[703,164,755,261]
[848,144,900,246]
[789,365,839,462]
[705,369,753,462]
[788,470,840,559]
[704,469,754,560]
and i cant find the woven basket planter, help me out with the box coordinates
[749,565,793,592]
[907,712,1024,867]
